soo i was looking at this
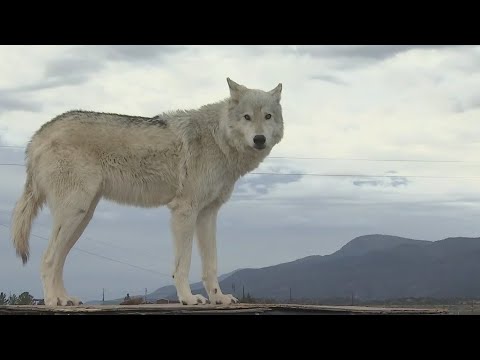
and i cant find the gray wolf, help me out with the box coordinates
[10,78,284,306]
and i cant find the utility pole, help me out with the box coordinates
[289,287,292,303]
[102,288,105,305]
[145,288,147,304]
[242,285,245,300]
[232,283,235,294]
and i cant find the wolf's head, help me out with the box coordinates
[223,78,284,153]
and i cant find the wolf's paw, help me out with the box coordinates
[179,294,209,305]
[45,295,83,306]
[210,293,239,305]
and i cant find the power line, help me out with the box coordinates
[0,223,171,278]
[0,210,172,264]
[269,156,480,163]
[250,172,480,179]
[1,145,478,163]
[0,162,478,179]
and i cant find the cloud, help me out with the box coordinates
[310,74,348,85]
[297,45,457,60]
[451,96,480,113]
[3,76,92,94]
[0,46,188,96]
[353,176,409,188]
[352,171,409,188]
[0,94,43,113]
[293,45,464,72]
[234,172,303,197]
[46,56,104,78]
[98,45,187,62]
[0,56,102,95]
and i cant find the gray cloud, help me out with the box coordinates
[98,45,187,62]
[310,74,348,86]
[391,177,409,187]
[0,94,43,113]
[21,56,109,91]
[353,179,382,187]
[233,172,303,197]
[5,76,91,94]
[298,45,456,60]
[451,96,480,113]
[226,45,449,62]
[353,171,409,188]
[45,57,104,78]
[296,45,462,70]
[229,45,293,56]
[353,177,409,188]
[0,57,102,95]
[0,46,187,96]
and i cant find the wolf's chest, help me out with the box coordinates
[190,167,236,206]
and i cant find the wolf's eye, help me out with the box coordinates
[265,114,272,119]
[244,115,251,121]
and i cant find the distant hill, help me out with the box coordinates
[88,234,480,303]
[219,235,480,300]
[334,234,431,257]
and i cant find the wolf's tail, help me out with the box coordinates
[11,171,44,264]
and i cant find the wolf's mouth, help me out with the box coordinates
[253,144,266,150]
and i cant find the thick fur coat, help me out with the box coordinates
[11,78,284,306]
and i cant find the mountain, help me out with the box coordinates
[333,234,431,257]
[87,234,480,303]
[218,234,480,300]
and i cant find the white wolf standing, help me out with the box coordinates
[10,78,284,306]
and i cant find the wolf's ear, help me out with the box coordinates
[227,77,247,102]
[269,83,282,102]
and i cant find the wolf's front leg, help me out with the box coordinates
[196,204,239,305]
[171,205,208,305]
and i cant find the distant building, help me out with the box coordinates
[156,298,170,304]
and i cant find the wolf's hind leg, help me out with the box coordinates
[41,187,101,306]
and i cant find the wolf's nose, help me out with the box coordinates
[253,135,266,145]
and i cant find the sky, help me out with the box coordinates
[0,45,479,302]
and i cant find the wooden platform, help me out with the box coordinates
[0,303,448,315]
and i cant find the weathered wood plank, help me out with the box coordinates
[0,303,448,315]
